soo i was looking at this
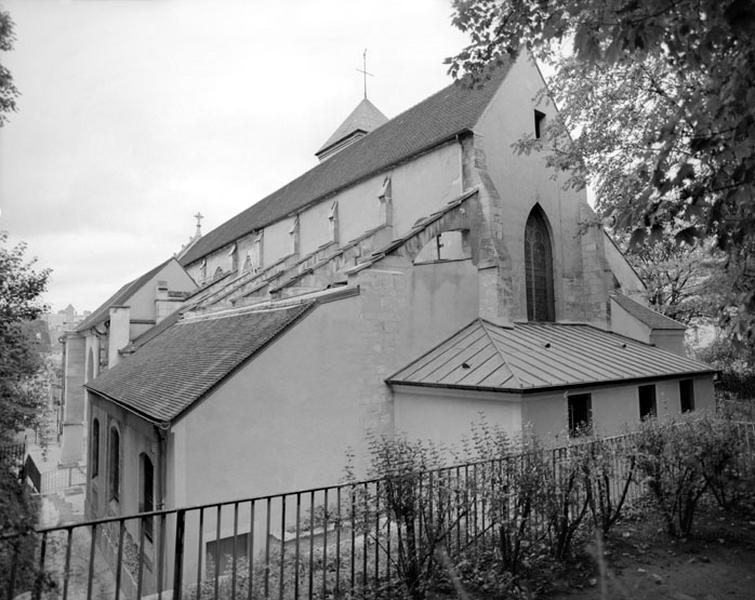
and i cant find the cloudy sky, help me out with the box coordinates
[0,0,469,313]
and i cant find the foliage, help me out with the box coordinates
[0,9,19,126]
[0,232,51,440]
[629,413,750,536]
[622,237,724,325]
[581,437,636,536]
[352,433,463,600]
[447,0,755,345]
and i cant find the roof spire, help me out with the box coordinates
[356,48,373,99]
[194,212,204,236]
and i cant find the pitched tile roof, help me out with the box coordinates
[76,258,175,332]
[86,303,315,422]
[611,292,686,330]
[387,319,713,393]
[178,63,513,266]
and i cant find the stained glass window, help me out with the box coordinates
[524,206,555,321]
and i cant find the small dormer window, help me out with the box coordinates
[534,110,546,139]
[228,243,238,272]
[289,216,300,255]
[379,176,393,226]
[253,232,264,271]
[328,201,339,243]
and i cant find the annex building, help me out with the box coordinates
[60,55,715,588]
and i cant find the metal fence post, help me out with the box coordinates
[173,509,186,600]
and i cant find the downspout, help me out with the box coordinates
[155,421,170,590]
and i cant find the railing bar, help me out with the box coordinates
[33,531,47,600]
[279,496,286,600]
[196,508,204,600]
[86,524,97,600]
[295,493,301,600]
[265,497,271,599]
[62,527,73,600]
[308,491,314,600]
[174,510,186,600]
[455,466,461,553]
[362,482,368,589]
[322,488,328,600]
[114,520,125,600]
[158,513,166,599]
[386,492,391,581]
[136,520,145,600]
[350,486,356,592]
[374,480,380,582]
[335,487,341,598]
[464,465,470,548]
[248,500,255,600]
[215,505,222,600]
[233,502,239,600]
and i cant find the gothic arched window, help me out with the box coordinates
[524,206,555,321]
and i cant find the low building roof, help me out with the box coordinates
[86,303,315,422]
[611,293,687,330]
[387,319,714,393]
[76,258,175,332]
[178,63,513,266]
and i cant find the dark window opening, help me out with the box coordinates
[680,379,695,413]
[525,206,555,321]
[568,393,592,436]
[91,419,99,478]
[639,384,657,419]
[109,427,120,502]
[206,534,250,576]
[140,453,154,540]
[534,110,546,139]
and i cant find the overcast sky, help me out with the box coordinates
[0,0,469,313]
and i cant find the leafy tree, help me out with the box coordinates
[447,0,755,344]
[622,237,724,325]
[0,232,51,592]
[1,232,51,439]
[0,9,19,126]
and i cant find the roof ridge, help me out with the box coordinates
[478,319,524,388]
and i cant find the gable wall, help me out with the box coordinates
[473,54,612,324]
[127,260,196,323]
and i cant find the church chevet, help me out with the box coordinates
[60,53,715,522]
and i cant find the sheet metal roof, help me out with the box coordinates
[387,320,714,393]
[178,64,512,266]
[76,258,174,332]
[86,303,314,422]
[611,293,686,330]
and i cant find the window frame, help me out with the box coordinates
[524,205,556,322]
[679,379,695,413]
[638,384,657,420]
[91,418,100,479]
[109,425,121,503]
[567,393,592,437]
[140,453,155,540]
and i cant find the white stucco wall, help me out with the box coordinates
[393,386,522,452]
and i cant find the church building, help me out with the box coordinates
[78,55,714,587]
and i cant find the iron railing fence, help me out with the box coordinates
[3,422,754,600]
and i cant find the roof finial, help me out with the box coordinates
[356,48,373,99]
[194,211,204,236]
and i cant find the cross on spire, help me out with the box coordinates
[356,48,373,99]
[194,212,204,235]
